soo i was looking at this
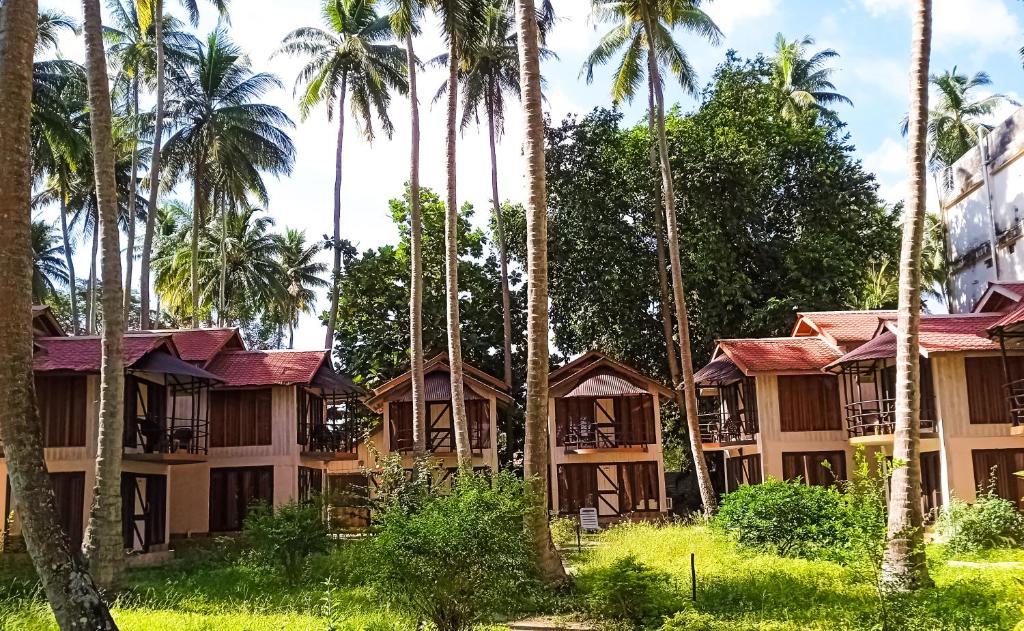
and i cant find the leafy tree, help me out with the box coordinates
[770,33,851,122]
[29,219,69,301]
[278,228,328,348]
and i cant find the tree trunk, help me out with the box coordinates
[487,90,514,388]
[882,0,933,593]
[514,0,566,584]
[645,30,717,514]
[407,32,427,458]
[324,80,347,353]
[80,0,128,591]
[288,321,294,349]
[87,224,98,334]
[0,2,117,626]
[59,180,79,334]
[444,40,472,470]
[122,77,140,324]
[139,0,164,330]
[218,192,227,325]
[190,148,206,329]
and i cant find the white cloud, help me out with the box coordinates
[859,0,1022,53]
[863,137,907,176]
[704,0,781,35]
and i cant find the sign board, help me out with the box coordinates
[579,507,599,532]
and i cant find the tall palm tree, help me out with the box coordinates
[770,33,852,121]
[882,0,933,593]
[279,228,329,348]
[30,219,69,302]
[81,0,129,590]
[162,29,295,328]
[513,0,566,585]
[278,0,408,352]
[0,2,116,624]
[139,0,230,331]
[584,0,721,514]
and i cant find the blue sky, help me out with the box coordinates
[42,0,1024,349]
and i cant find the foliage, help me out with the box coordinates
[936,491,1024,555]
[579,555,681,625]
[29,220,68,301]
[242,499,330,580]
[365,472,541,630]
[548,516,578,548]
[714,478,849,559]
[770,32,851,122]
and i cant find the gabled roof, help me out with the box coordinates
[714,338,842,375]
[548,351,674,400]
[206,349,332,388]
[32,305,66,337]
[33,334,176,373]
[365,354,512,412]
[973,281,1024,313]
[693,355,745,387]
[791,310,897,346]
[135,328,245,366]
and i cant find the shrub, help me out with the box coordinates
[243,498,330,579]
[549,517,578,548]
[936,491,1024,554]
[365,471,541,631]
[714,477,847,558]
[579,555,680,626]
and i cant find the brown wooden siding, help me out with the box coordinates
[121,473,166,551]
[726,454,763,491]
[554,395,656,445]
[921,451,943,516]
[389,401,413,451]
[467,400,490,450]
[209,466,274,532]
[966,357,1024,424]
[972,448,1024,508]
[35,375,87,448]
[556,461,660,515]
[298,467,323,502]
[209,389,272,447]
[778,376,842,432]
[782,450,847,486]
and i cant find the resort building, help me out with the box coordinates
[546,352,673,522]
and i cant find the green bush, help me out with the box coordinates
[365,471,541,631]
[549,516,578,548]
[243,498,330,579]
[579,555,681,626]
[714,478,847,558]
[936,491,1024,554]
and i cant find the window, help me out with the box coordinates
[972,448,1024,508]
[209,466,274,532]
[966,357,1024,424]
[298,467,323,503]
[726,454,763,491]
[778,376,841,432]
[209,389,272,447]
[35,375,88,448]
[782,451,846,486]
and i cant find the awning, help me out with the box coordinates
[693,355,744,386]
[826,332,897,371]
[563,372,648,398]
[311,365,363,395]
[131,351,223,381]
[391,371,485,402]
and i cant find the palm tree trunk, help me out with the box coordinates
[645,31,717,514]
[190,150,206,329]
[218,192,227,325]
[123,77,140,324]
[59,180,79,334]
[444,40,472,470]
[514,0,566,585]
[81,0,128,590]
[882,0,933,592]
[324,79,347,353]
[87,225,98,334]
[406,32,427,458]
[0,2,117,625]
[139,0,165,330]
[487,90,514,388]
[289,321,294,349]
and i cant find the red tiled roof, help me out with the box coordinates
[716,338,842,374]
[132,328,243,364]
[694,355,745,386]
[973,281,1024,313]
[206,350,328,387]
[33,334,171,372]
[830,314,1004,368]
[989,302,1024,334]
[793,310,897,344]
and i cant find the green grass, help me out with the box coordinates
[1,525,1021,630]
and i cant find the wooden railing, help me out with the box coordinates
[845,398,935,438]
[303,422,360,455]
[560,422,649,451]
[698,411,758,445]
[1005,379,1024,427]
[127,416,208,455]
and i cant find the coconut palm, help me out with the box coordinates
[770,33,852,121]
[277,0,408,351]
[882,0,933,592]
[584,0,721,514]
[34,7,78,54]
[30,219,69,302]
[162,29,295,328]
[279,228,329,348]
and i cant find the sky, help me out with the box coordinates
[40,0,1024,350]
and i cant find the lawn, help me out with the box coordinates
[1,524,1021,630]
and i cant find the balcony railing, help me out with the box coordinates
[698,411,758,445]
[845,398,936,438]
[1005,379,1024,427]
[303,422,360,455]
[126,417,208,456]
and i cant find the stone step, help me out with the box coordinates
[508,618,594,630]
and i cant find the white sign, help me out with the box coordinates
[579,507,599,531]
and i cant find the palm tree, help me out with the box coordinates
[277,0,408,351]
[0,2,116,624]
[81,0,129,590]
[162,29,295,328]
[584,0,721,514]
[30,219,69,302]
[882,0,933,592]
[279,228,329,348]
[34,7,78,54]
[770,33,852,121]
[513,0,566,585]
[139,0,230,331]
[901,67,1014,177]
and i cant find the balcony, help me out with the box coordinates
[845,398,936,443]
[123,417,208,464]
[699,411,758,446]
[1006,380,1024,435]
[301,422,360,461]
[559,422,650,453]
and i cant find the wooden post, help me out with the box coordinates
[690,552,697,602]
